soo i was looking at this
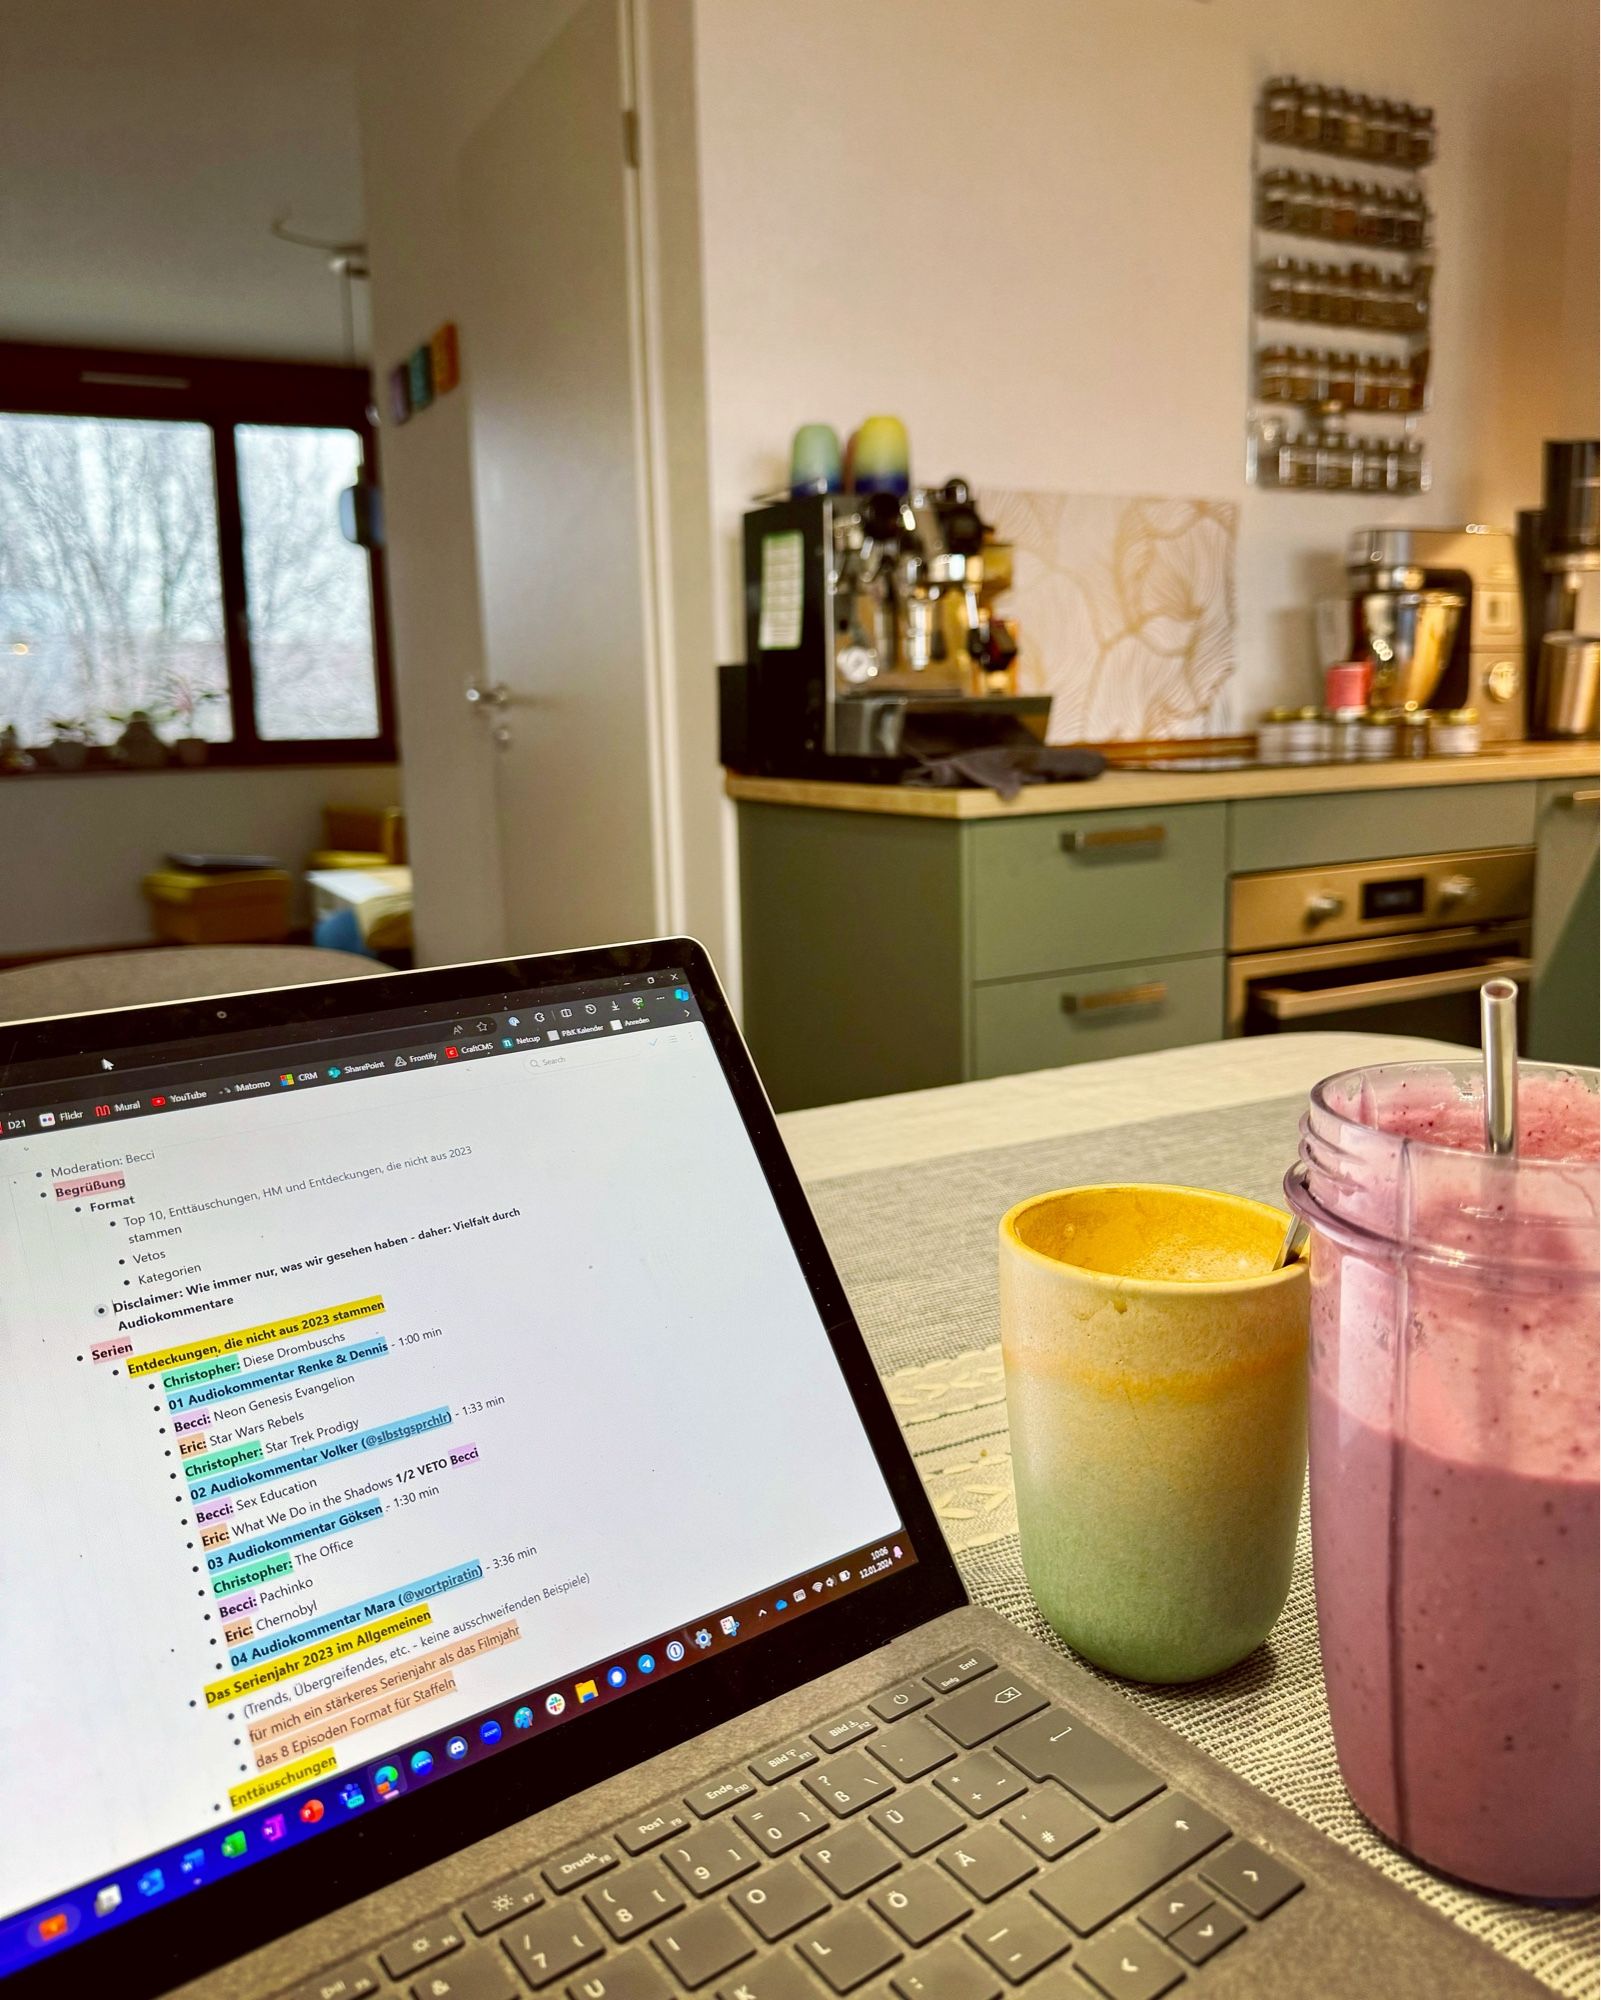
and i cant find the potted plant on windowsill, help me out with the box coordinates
[106,708,169,769]
[153,674,225,765]
[42,717,92,771]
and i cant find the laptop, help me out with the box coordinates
[0,939,1541,2000]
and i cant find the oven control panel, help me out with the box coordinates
[1229,846,1534,954]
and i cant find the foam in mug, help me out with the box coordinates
[998,1184,1309,1686]
[1290,1061,1599,1901]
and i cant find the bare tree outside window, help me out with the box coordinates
[0,414,228,746]
[238,425,379,741]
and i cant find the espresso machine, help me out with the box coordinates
[1518,440,1599,738]
[1347,525,1526,740]
[721,483,1049,779]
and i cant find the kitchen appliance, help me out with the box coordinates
[722,485,1048,778]
[1520,440,1600,737]
[1227,845,1534,1039]
[1347,525,1525,739]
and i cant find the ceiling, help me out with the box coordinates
[0,0,368,361]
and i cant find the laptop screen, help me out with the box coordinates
[0,958,920,1979]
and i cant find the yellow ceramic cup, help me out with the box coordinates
[999,1184,1308,1684]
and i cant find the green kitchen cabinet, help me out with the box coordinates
[1530,777,1599,1067]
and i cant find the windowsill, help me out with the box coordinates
[1,745,400,776]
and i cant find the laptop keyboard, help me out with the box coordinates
[281,1649,1303,2000]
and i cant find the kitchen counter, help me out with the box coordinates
[725,741,1599,817]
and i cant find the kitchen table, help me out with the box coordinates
[778,1031,1597,1999]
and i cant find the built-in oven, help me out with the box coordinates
[1228,846,1535,1044]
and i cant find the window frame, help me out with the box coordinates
[0,339,398,769]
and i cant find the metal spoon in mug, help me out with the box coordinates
[1274,1162,1312,1270]
[1481,977,1520,1156]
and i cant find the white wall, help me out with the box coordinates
[0,764,400,956]
[0,0,366,360]
[693,0,1600,723]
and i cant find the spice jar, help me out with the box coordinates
[1328,708,1367,762]
[1258,168,1291,231]
[1397,707,1432,758]
[1257,707,1298,762]
[1284,706,1332,762]
[1410,104,1437,165]
[1296,81,1326,148]
[1257,344,1291,402]
[1357,709,1400,758]
[1429,707,1482,756]
[1327,351,1358,406]
[1262,76,1300,143]
[1342,92,1369,157]
[1258,257,1293,317]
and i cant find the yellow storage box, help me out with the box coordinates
[322,804,406,864]
[143,869,292,945]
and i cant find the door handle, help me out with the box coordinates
[464,681,511,708]
[1061,981,1168,1015]
[1561,788,1600,808]
[1060,824,1166,853]
[1251,955,1533,1021]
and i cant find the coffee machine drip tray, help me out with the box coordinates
[833,693,1051,760]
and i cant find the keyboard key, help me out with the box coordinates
[543,1841,622,1895]
[802,1821,900,1896]
[585,1859,685,1940]
[794,1907,902,1994]
[410,1950,518,2000]
[716,1954,817,2000]
[1032,1794,1229,1937]
[869,1717,957,1783]
[803,1748,895,1817]
[617,1809,691,1855]
[380,1921,466,1979]
[652,1905,756,1989]
[502,1910,606,1989]
[463,1875,545,1935]
[999,1788,1097,1862]
[935,1826,1036,1903]
[924,1651,996,1695]
[932,1752,1026,1819]
[870,1681,934,1723]
[1167,1905,1244,1966]
[961,1894,1071,1985]
[869,1862,972,1946]
[891,1938,1001,2000]
[286,1964,379,2000]
[749,1743,818,1786]
[687,1773,759,1819]
[729,1858,829,1942]
[735,1784,830,1856]
[566,1950,675,2000]
[995,1714,1162,1823]
[1072,1924,1184,2000]
[872,1788,967,1857]
[812,1709,878,1752]
[664,1826,762,1897]
[928,1678,1047,1751]
[1134,1880,1211,1942]
[1198,1840,1304,1919]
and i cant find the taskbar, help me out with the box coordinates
[1,1530,916,1973]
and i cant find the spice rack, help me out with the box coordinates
[1246,75,1435,494]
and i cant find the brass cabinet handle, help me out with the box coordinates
[1061,981,1168,1015]
[1562,788,1600,807]
[1060,824,1166,853]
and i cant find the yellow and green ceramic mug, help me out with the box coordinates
[999,1184,1308,1684]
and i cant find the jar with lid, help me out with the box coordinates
[1356,184,1386,245]
[1325,266,1354,325]
[1284,706,1332,762]
[1257,706,1299,762]
[1326,708,1365,761]
[1290,174,1321,234]
[1357,709,1399,758]
[1292,261,1320,321]
[1387,100,1416,163]
[1364,99,1397,161]
[1408,103,1436,165]
[1429,708,1482,756]
[1258,257,1294,317]
[1331,178,1359,238]
[1396,707,1432,758]
[1287,431,1320,488]
[1327,351,1358,406]
[1262,76,1300,143]
[1342,93,1370,157]
[1296,81,1326,148]
[1258,168,1292,231]
[1257,344,1292,402]
[1399,190,1428,251]
[1359,439,1388,494]
[1399,436,1427,493]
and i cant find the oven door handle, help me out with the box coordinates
[1251,955,1534,1020]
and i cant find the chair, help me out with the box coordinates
[0,945,384,1025]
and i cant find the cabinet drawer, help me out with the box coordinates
[1230,783,1535,872]
[971,955,1225,1078]
[967,805,1227,980]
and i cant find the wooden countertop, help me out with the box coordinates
[725,743,1600,818]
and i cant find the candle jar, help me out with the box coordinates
[1287,1061,1599,1897]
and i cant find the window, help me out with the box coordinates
[0,344,395,767]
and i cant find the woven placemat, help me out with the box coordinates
[804,1096,1599,1999]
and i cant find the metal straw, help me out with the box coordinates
[1480,977,1520,1156]
[1274,1162,1312,1270]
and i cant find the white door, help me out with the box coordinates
[458,0,663,955]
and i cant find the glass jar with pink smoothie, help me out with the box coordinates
[1287,1060,1598,1899]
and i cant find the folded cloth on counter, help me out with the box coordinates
[899,712,1106,799]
